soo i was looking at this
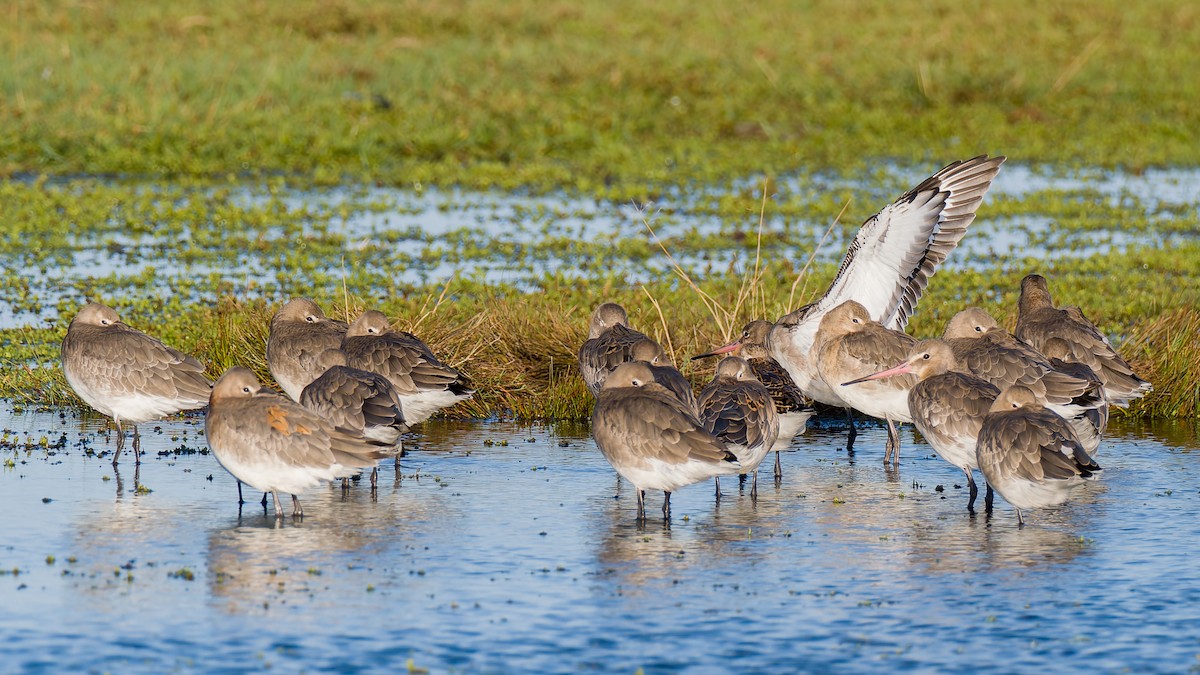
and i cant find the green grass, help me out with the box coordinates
[3,1,1200,188]
[2,243,1196,420]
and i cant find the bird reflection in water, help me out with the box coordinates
[902,498,1103,573]
[205,488,425,615]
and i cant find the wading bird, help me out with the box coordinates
[578,302,655,395]
[61,302,212,465]
[299,348,407,486]
[266,297,349,402]
[769,155,1005,431]
[976,385,1102,526]
[694,320,815,478]
[697,357,779,499]
[1016,274,1152,406]
[206,367,386,519]
[843,339,999,511]
[341,310,474,424]
[592,362,740,520]
[814,300,916,464]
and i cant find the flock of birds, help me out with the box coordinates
[62,299,473,516]
[57,154,1152,526]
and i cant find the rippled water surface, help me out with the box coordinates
[1,408,1197,672]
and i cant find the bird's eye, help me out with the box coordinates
[306,315,316,323]
[922,353,930,360]
[632,378,643,387]
[852,318,861,324]
[100,319,111,325]
[975,326,983,333]
[242,386,252,393]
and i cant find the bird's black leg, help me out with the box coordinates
[113,421,124,466]
[885,418,900,466]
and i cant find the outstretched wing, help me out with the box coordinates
[814,156,1005,330]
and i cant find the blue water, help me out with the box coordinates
[1,408,1197,672]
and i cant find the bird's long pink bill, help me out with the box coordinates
[691,341,741,361]
[841,362,912,386]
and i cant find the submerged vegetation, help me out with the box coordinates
[0,2,1198,419]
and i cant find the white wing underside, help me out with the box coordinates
[815,156,1006,330]
[771,156,1005,402]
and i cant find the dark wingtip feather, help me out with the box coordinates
[450,377,475,396]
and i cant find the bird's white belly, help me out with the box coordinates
[215,453,339,495]
[834,380,913,424]
[726,442,771,475]
[776,411,814,444]
[65,365,202,424]
[399,390,471,425]
[363,425,403,447]
[991,474,1086,511]
[920,429,978,470]
[617,457,740,493]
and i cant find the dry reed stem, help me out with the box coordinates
[1050,33,1105,96]
[640,284,675,363]
[411,273,456,332]
[340,256,351,323]
[635,205,728,334]
[789,198,850,310]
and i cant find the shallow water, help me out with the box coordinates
[1,408,1197,672]
[6,163,1199,329]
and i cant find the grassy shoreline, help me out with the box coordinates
[2,260,1195,421]
[2,2,1197,419]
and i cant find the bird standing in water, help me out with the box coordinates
[697,357,779,500]
[206,367,386,519]
[61,302,212,465]
[591,362,740,521]
[976,385,1102,526]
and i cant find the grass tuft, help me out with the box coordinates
[1125,307,1200,419]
